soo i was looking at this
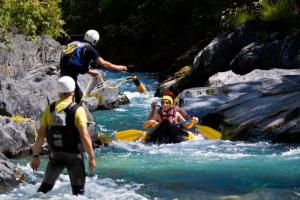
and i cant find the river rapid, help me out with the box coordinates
[4,71,300,200]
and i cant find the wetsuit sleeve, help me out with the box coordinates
[85,45,101,69]
[40,105,51,129]
[74,106,88,129]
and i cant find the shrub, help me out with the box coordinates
[221,0,299,34]
[260,0,293,21]
[0,0,64,39]
[221,3,258,30]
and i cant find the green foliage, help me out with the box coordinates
[0,0,64,39]
[221,0,299,32]
[234,10,256,26]
[260,0,292,21]
[221,2,260,31]
[221,4,257,30]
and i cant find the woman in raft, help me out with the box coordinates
[143,94,198,143]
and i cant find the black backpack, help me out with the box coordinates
[46,102,82,153]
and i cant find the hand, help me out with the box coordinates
[89,157,96,172]
[151,101,157,110]
[88,70,100,77]
[117,65,127,72]
[191,117,199,124]
[30,157,40,171]
[143,120,158,128]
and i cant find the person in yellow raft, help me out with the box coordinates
[31,76,95,195]
[143,93,198,143]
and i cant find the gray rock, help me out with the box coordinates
[0,124,28,156]
[179,69,300,142]
[0,66,58,120]
[208,69,300,87]
[0,34,61,81]
[172,20,299,93]
[0,153,24,191]
[230,37,300,74]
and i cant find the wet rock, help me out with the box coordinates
[155,66,192,96]
[0,153,24,191]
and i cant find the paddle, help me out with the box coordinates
[115,129,147,141]
[195,124,222,140]
[114,124,222,141]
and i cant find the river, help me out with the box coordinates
[3,71,300,200]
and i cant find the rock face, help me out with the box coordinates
[0,34,61,81]
[0,67,58,121]
[172,20,300,92]
[179,69,300,142]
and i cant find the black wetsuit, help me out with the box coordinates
[60,42,101,103]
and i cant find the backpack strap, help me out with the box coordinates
[49,101,56,113]
[64,102,80,125]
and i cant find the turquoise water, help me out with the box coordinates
[4,71,300,200]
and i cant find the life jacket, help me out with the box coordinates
[46,102,82,153]
[62,41,87,72]
[158,107,177,123]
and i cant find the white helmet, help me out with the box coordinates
[58,76,75,93]
[84,29,100,46]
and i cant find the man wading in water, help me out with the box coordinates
[31,76,95,195]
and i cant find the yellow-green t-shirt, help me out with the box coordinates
[40,99,88,129]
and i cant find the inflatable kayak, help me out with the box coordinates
[115,121,222,143]
[142,120,194,144]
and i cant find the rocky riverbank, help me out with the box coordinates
[0,34,128,190]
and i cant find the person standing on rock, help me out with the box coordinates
[60,29,127,103]
[31,76,95,195]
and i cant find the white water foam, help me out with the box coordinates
[111,139,256,161]
[115,108,128,112]
[282,147,300,157]
[0,165,148,200]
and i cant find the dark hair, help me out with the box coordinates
[163,90,175,99]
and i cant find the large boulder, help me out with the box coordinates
[230,37,300,74]
[172,20,297,93]
[179,69,300,142]
[0,66,58,121]
[0,34,61,81]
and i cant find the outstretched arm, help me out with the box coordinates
[96,57,127,72]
